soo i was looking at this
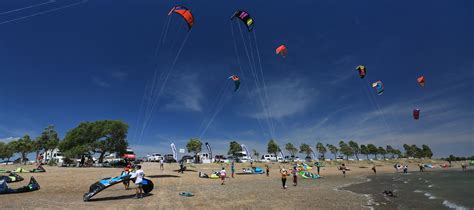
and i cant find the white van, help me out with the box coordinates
[45,148,65,165]
[260,154,277,162]
[147,153,163,162]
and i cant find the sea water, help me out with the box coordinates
[343,169,474,209]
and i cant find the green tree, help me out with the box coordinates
[60,120,128,163]
[267,139,280,160]
[186,138,202,163]
[285,143,298,160]
[360,144,369,160]
[393,149,402,158]
[386,145,394,158]
[299,143,312,158]
[13,135,35,164]
[378,146,387,159]
[348,141,360,160]
[339,141,353,160]
[252,149,259,159]
[403,144,414,157]
[227,141,241,157]
[412,145,423,158]
[326,144,338,160]
[35,125,60,163]
[422,144,433,158]
[316,142,327,159]
[0,142,15,165]
[367,144,378,159]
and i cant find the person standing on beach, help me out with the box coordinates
[419,163,424,172]
[403,165,408,174]
[266,165,270,177]
[372,165,377,174]
[231,161,235,178]
[178,160,185,174]
[134,165,145,199]
[160,158,164,170]
[280,168,288,189]
[316,162,321,175]
[292,165,298,186]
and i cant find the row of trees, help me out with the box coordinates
[186,138,434,161]
[0,125,60,164]
[0,120,129,164]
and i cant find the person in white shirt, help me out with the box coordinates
[133,165,145,199]
[219,167,226,185]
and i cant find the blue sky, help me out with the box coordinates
[0,0,472,158]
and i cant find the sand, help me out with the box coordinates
[0,160,450,209]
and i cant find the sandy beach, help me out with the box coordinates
[0,160,454,209]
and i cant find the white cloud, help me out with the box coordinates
[248,78,315,120]
[164,73,203,112]
[92,76,111,88]
[0,136,20,143]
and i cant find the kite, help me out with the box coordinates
[413,108,420,120]
[356,65,366,79]
[0,176,40,194]
[168,6,194,30]
[83,173,154,201]
[231,10,254,31]
[229,75,241,92]
[417,76,425,87]
[372,81,384,95]
[275,45,288,57]
[0,173,24,183]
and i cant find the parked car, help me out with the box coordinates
[164,154,176,163]
[214,155,227,163]
[305,156,312,162]
[147,153,163,162]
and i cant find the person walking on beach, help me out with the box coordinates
[372,165,377,174]
[280,168,289,189]
[341,163,347,178]
[461,163,466,171]
[134,165,145,199]
[266,165,270,177]
[403,165,408,174]
[292,165,298,186]
[219,167,227,185]
[160,158,164,170]
[316,162,322,175]
[231,161,235,178]
[419,163,424,172]
[178,160,185,174]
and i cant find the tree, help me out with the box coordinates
[367,144,378,159]
[252,149,259,159]
[13,135,35,164]
[386,145,394,159]
[0,142,15,165]
[403,144,414,157]
[378,147,387,159]
[285,143,298,160]
[316,142,327,159]
[299,143,312,158]
[35,125,60,163]
[392,149,402,158]
[411,145,424,158]
[339,141,353,160]
[186,138,202,163]
[422,145,433,158]
[348,141,360,160]
[227,141,241,157]
[326,144,338,160]
[360,144,369,160]
[267,139,280,160]
[60,120,128,163]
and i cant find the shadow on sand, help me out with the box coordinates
[88,193,154,202]
[147,174,180,178]
[172,169,198,173]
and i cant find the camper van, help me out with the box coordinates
[260,154,277,162]
[45,148,65,165]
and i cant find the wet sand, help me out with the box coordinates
[0,160,450,209]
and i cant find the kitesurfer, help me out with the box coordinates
[341,164,347,178]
